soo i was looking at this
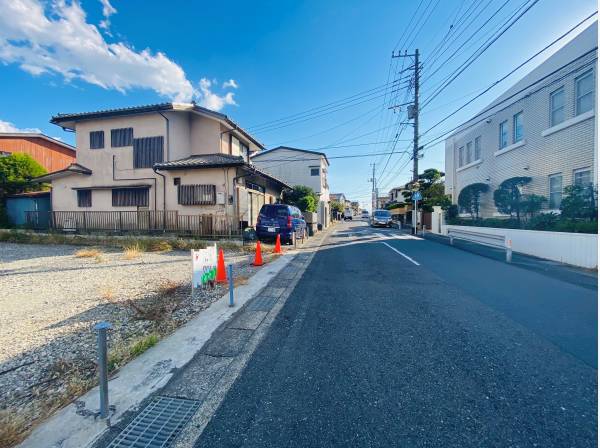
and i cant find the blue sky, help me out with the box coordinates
[0,0,596,208]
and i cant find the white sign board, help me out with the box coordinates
[191,244,217,289]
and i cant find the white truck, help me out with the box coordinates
[343,208,353,221]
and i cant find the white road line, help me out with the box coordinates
[380,241,420,266]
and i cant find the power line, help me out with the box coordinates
[421,0,540,109]
[420,11,598,139]
[420,48,597,151]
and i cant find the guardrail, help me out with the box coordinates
[447,227,512,263]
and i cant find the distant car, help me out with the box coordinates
[371,209,393,227]
[256,204,307,245]
[343,208,353,221]
[361,210,370,219]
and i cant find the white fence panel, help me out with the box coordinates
[442,225,598,269]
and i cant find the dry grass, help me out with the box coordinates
[74,248,101,258]
[99,287,116,303]
[122,244,142,260]
[126,280,186,322]
[94,254,106,263]
[0,410,26,448]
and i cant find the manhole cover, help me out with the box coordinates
[107,396,199,448]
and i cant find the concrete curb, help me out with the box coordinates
[18,254,294,448]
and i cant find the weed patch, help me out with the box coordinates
[74,248,101,258]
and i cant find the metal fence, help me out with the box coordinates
[24,210,241,238]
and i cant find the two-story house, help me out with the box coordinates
[251,146,331,228]
[36,102,291,232]
[445,23,597,218]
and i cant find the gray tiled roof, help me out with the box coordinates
[153,154,245,170]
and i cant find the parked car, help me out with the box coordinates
[343,208,353,221]
[361,210,370,219]
[371,209,393,227]
[256,204,307,245]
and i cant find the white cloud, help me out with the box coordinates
[0,0,239,110]
[198,78,236,111]
[222,79,238,89]
[0,119,41,133]
[98,0,117,33]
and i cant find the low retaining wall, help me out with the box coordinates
[442,225,598,269]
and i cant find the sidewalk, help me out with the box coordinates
[91,227,331,448]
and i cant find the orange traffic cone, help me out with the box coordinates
[216,248,227,283]
[274,234,282,254]
[253,241,264,266]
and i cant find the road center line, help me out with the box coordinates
[380,241,420,266]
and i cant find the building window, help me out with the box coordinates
[111,127,134,147]
[474,136,481,160]
[240,142,250,161]
[90,131,104,149]
[575,70,594,115]
[77,189,92,207]
[112,188,149,207]
[499,120,508,149]
[133,136,164,168]
[177,184,216,205]
[550,87,565,126]
[458,146,464,167]
[513,112,523,142]
[465,141,473,165]
[548,174,563,209]
[310,167,320,176]
[573,168,592,187]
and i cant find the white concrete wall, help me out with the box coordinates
[442,224,598,268]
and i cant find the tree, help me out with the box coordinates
[458,183,489,219]
[560,185,597,220]
[0,153,46,195]
[405,168,452,212]
[330,200,344,214]
[521,194,547,220]
[493,176,532,223]
[282,185,319,212]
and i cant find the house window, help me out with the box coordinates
[177,184,216,205]
[573,168,592,187]
[310,167,320,176]
[548,174,563,209]
[575,70,594,115]
[474,136,481,160]
[112,188,149,207]
[240,142,250,161]
[133,136,164,168]
[499,120,508,148]
[111,127,134,147]
[513,112,523,142]
[77,189,92,207]
[90,131,104,149]
[550,87,565,126]
[465,142,473,165]
[458,146,464,167]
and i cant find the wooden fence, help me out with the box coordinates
[24,210,241,238]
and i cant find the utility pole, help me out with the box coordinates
[370,163,377,212]
[391,49,420,233]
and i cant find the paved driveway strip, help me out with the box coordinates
[195,221,597,448]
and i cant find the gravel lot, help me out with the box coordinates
[0,241,271,445]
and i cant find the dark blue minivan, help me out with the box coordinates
[256,204,307,245]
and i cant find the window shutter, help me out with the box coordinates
[133,136,164,168]
[90,131,104,149]
[112,188,149,207]
[111,128,134,147]
[177,185,216,205]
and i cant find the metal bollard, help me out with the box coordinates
[94,321,112,419]
[506,239,512,263]
[449,236,454,245]
[228,264,234,307]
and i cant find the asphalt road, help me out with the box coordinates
[195,220,598,447]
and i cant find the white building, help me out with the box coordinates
[251,146,330,228]
[445,23,597,217]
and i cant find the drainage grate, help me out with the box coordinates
[247,295,278,311]
[107,396,199,448]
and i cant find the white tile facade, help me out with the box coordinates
[445,23,597,217]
